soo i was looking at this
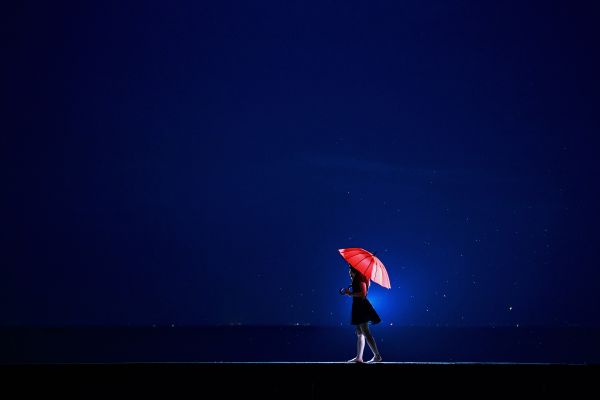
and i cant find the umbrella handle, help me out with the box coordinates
[339,286,352,295]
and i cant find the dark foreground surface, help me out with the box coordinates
[3,326,599,397]
[2,325,600,364]
[2,362,598,397]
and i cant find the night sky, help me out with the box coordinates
[2,0,599,328]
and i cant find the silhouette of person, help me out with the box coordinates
[342,266,383,363]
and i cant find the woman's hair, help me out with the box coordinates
[349,266,370,286]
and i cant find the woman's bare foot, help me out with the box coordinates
[347,357,364,363]
[367,355,383,363]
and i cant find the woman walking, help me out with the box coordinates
[342,266,383,363]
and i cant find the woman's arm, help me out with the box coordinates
[344,282,367,298]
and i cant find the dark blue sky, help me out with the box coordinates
[2,0,599,327]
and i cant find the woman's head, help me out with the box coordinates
[349,265,369,286]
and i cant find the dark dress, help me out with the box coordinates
[351,276,381,325]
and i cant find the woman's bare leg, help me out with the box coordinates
[347,326,365,362]
[360,323,382,362]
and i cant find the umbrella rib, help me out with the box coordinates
[364,257,375,278]
[346,254,375,281]
[342,248,372,258]
[349,254,371,270]
[346,250,371,263]
[345,251,366,261]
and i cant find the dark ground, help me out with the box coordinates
[2,361,597,398]
[2,326,598,397]
[2,325,599,364]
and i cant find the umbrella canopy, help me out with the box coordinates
[338,248,391,289]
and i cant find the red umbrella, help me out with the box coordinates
[338,248,391,289]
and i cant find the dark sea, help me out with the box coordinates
[2,326,599,364]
